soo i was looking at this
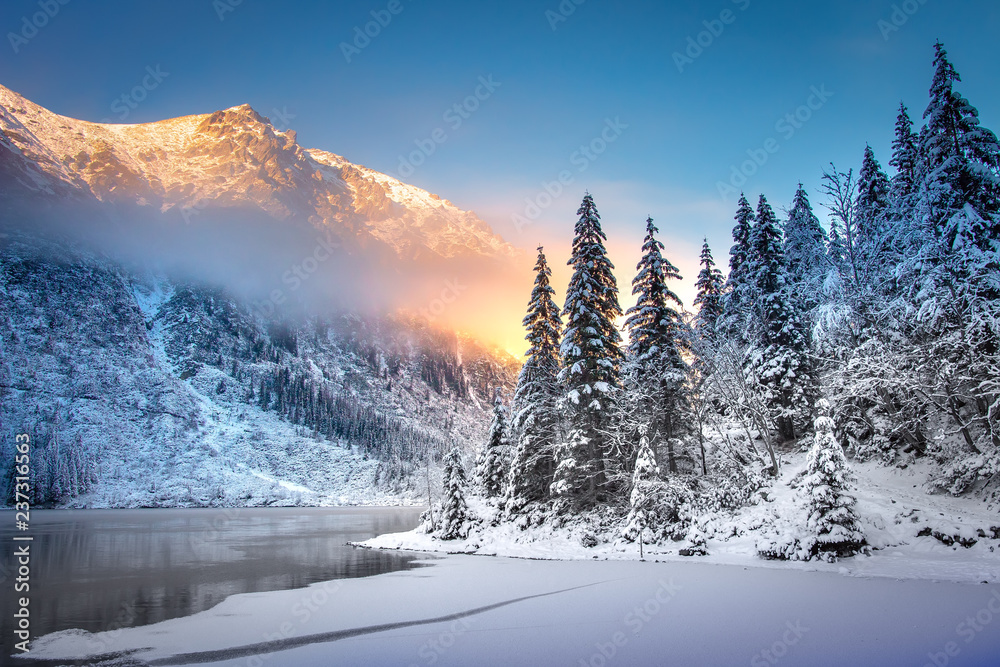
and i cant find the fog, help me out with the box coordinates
[0,195,533,353]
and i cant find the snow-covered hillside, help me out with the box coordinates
[0,233,519,508]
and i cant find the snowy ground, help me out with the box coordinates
[16,552,1000,667]
[364,454,1000,586]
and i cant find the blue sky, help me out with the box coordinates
[2,0,999,308]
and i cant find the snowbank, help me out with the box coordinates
[362,455,1000,585]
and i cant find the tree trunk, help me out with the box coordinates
[425,456,436,530]
[698,425,708,476]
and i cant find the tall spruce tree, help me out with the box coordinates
[440,448,471,540]
[624,217,687,473]
[746,195,813,442]
[894,44,1000,463]
[917,41,1000,232]
[889,102,920,213]
[748,196,785,315]
[691,241,726,467]
[505,247,563,517]
[855,146,891,253]
[476,393,509,499]
[693,239,725,333]
[722,194,756,340]
[899,43,1000,334]
[782,184,828,307]
[884,103,922,273]
[554,193,623,507]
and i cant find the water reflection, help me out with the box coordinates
[0,507,425,647]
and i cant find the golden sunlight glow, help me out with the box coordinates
[436,230,704,359]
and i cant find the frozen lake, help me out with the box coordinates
[17,550,1000,667]
[7,508,1000,666]
[0,507,424,647]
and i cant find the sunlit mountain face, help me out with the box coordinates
[0,83,532,351]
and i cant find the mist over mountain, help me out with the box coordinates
[0,84,524,507]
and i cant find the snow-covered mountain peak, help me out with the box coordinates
[0,83,519,263]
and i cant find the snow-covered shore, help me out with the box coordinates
[362,456,1000,585]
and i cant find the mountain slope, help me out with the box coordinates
[0,83,518,264]
[0,84,525,508]
[0,232,519,507]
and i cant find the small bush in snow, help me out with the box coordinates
[695,456,769,514]
[933,453,1000,496]
[679,523,709,556]
[756,513,818,561]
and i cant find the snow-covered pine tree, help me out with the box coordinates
[693,239,725,334]
[622,431,661,557]
[505,247,563,518]
[799,399,867,561]
[910,41,1000,308]
[757,399,867,562]
[690,240,726,474]
[782,184,828,308]
[624,217,688,473]
[899,44,1000,489]
[826,217,847,273]
[894,43,1000,469]
[881,102,923,283]
[555,193,624,507]
[745,195,813,443]
[888,102,920,219]
[855,146,891,262]
[476,393,509,499]
[916,41,1000,234]
[749,195,789,314]
[440,447,471,540]
[721,194,755,340]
